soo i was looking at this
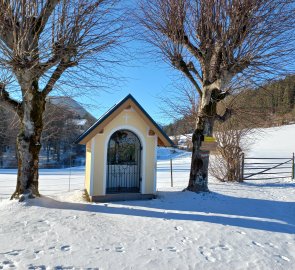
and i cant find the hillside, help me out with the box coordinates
[164,75,295,137]
[250,124,295,157]
[47,96,95,120]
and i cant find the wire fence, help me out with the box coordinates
[0,154,193,200]
[1,152,293,201]
[157,154,191,188]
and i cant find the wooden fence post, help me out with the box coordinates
[240,152,245,182]
[292,152,294,180]
[68,144,72,191]
[170,158,173,187]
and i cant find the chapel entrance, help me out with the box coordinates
[107,129,142,193]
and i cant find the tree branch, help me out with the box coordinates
[172,55,203,96]
[182,34,203,61]
[215,108,232,122]
[0,83,21,112]
[35,0,61,35]
[187,61,202,83]
[0,1,16,49]
[42,61,77,96]
[39,54,61,75]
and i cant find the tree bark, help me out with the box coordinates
[11,90,46,200]
[187,86,218,192]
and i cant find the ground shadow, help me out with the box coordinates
[31,191,295,235]
[242,181,295,188]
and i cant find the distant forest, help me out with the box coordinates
[164,75,295,136]
[0,98,95,168]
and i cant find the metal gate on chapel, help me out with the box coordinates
[107,130,142,193]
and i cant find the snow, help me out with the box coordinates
[0,167,85,200]
[250,124,295,157]
[0,125,295,269]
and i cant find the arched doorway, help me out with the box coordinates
[107,129,142,193]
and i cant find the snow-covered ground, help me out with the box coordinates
[249,124,295,157]
[0,167,85,201]
[0,125,295,269]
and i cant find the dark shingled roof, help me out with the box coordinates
[75,94,174,147]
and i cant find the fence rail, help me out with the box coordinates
[241,153,295,181]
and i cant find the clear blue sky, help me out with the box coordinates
[76,42,185,126]
[74,0,185,126]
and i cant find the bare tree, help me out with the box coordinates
[0,0,123,199]
[160,83,198,148]
[137,0,295,192]
[210,115,254,182]
[160,83,198,122]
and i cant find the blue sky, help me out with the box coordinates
[79,49,184,126]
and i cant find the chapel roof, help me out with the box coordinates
[75,94,174,147]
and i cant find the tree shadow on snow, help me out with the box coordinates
[30,190,295,235]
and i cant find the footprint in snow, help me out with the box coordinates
[37,219,45,223]
[210,244,231,251]
[0,260,15,269]
[54,266,75,270]
[252,241,264,247]
[200,251,216,262]
[60,245,71,252]
[1,260,12,265]
[181,236,192,244]
[27,264,46,270]
[167,246,178,252]
[115,246,125,253]
[265,242,278,248]
[206,256,216,263]
[278,255,290,262]
[34,250,44,255]
[4,250,23,256]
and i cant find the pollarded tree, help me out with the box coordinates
[138,0,295,192]
[0,0,123,200]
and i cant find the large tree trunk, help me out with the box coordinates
[187,86,218,192]
[11,90,46,200]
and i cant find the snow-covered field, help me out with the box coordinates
[0,125,295,269]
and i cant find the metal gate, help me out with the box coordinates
[107,129,141,193]
[241,153,295,181]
